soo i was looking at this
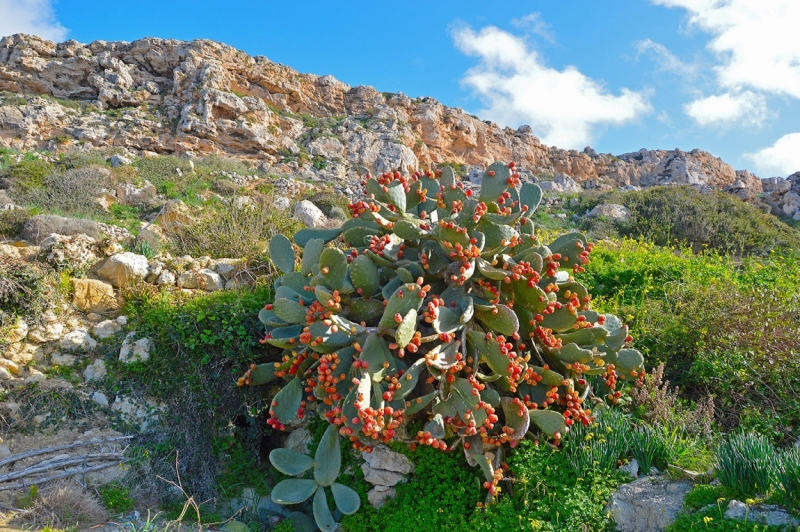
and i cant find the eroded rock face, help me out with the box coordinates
[0,34,765,198]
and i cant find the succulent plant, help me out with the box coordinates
[269,424,360,531]
[240,162,645,496]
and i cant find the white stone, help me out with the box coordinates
[0,368,12,380]
[83,359,107,381]
[284,428,312,454]
[25,370,46,384]
[361,463,406,487]
[274,196,291,210]
[198,268,224,291]
[7,318,28,344]
[119,333,152,364]
[367,486,396,509]
[724,500,799,527]
[157,270,176,286]
[51,352,78,366]
[93,319,121,339]
[294,200,327,228]
[177,271,199,289]
[91,391,109,406]
[59,329,98,351]
[110,154,132,167]
[215,262,236,280]
[362,445,415,474]
[115,315,128,326]
[97,252,150,287]
[27,322,64,343]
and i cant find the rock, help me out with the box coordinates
[27,322,64,343]
[7,318,28,344]
[361,463,406,487]
[91,392,109,406]
[284,427,312,454]
[24,369,46,384]
[197,268,224,291]
[361,445,415,475]
[587,203,631,222]
[97,252,150,287]
[83,359,107,381]
[367,486,396,509]
[0,443,11,459]
[42,234,98,269]
[538,173,583,194]
[215,262,237,280]
[761,177,791,195]
[59,329,98,351]
[273,196,291,210]
[0,368,11,380]
[93,319,121,339]
[110,154,132,167]
[116,315,128,326]
[177,271,199,289]
[4,343,44,364]
[619,459,639,477]
[51,352,78,366]
[0,359,21,376]
[154,200,193,228]
[607,476,692,532]
[156,270,176,286]
[257,495,289,520]
[724,500,799,527]
[119,333,152,363]
[294,200,327,228]
[72,278,118,312]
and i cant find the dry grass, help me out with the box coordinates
[25,480,107,529]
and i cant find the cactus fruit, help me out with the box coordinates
[243,162,644,494]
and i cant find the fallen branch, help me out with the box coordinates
[0,435,132,468]
[0,462,124,491]
[0,453,122,484]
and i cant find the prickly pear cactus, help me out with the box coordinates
[240,162,644,496]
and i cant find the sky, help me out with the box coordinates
[2,0,799,177]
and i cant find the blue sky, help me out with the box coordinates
[2,0,799,177]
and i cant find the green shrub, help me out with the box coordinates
[580,186,800,255]
[0,257,48,330]
[583,240,800,442]
[16,166,109,215]
[97,482,134,513]
[111,284,279,499]
[1,157,54,194]
[715,433,774,497]
[306,189,350,219]
[0,207,31,237]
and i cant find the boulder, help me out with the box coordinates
[42,234,98,269]
[7,318,28,344]
[361,463,406,487]
[110,154,132,167]
[97,252,149,287]
[72,278,118,312]
[197,268,224,291]
[93,319,121,339]
[116,180,157,207]
[607,476,692,532]
[294,200,327,228]
[724,500,799,527]
[51,352,78,366]
[27,322,64,343]
[538,173,583,194]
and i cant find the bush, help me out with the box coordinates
[306,189,350,220]
[565,408,631,477]
[0,257,48,331]
[111,284,279,499]
[0,207,31,237]
[166,197,302,259]
[16,166,110,215]
[20,214,103,244]
[583,240,800,442]
[774,447,800,506]
[579,186,800,255]
[0,157,54,194]
[715,432,774,497]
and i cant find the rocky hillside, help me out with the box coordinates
[4,32,798,206]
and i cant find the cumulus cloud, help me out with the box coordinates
[511,13,555,43]
[635,38,697,76]
[684,90,769,127]
[452,23,651,148]
[745,133,800,177]
[0,0,67,41]
[652,0,800,126]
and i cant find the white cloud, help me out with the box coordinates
[684,90,769,127]
[745,133,800,176]
[652,0,800,127]
[511,13,555,43]
[0,0,67,41]
[635,38,697,75]
[452,24,651,149]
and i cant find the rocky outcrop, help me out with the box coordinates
[0,34,767,198]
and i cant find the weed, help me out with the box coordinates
[715,433,774,497]
[98,482,135,513]
[565,407,631,477]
